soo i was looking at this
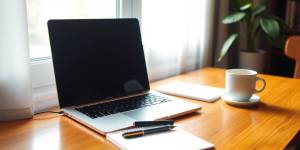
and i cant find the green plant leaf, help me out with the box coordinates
[252,5,266,16]
[262,14,287,26]
[240,3,252,11]
[222,12,246,24]
[235,0,252,7]
[232,0,252,12]
[218,34,238,61]
[260,17,280,39]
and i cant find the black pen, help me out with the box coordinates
[122,125,176,139]
[134,120,174,127]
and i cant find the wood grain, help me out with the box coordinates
[1,67,300,150]
[285,36,300,78]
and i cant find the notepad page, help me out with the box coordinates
[107,127,214,150]
[156,81,224,102]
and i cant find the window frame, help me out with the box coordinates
[31,0,142,111]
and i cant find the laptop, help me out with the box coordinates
[47,18,201,135]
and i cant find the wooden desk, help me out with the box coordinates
[1,68,300,150]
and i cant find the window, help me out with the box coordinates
[26,0,118,60]
[27,0,137,108]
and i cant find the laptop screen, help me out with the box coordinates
[48,19,150,108]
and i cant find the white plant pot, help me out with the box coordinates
[238,50,266,73]
[0,0,33,121]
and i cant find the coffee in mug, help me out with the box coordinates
[225,69,266,101]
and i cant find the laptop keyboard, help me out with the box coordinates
[75,93,172,119]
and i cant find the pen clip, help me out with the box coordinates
[123,125,176,139]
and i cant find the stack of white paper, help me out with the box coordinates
[107,127,214,150]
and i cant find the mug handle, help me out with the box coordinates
[254,77,266,93]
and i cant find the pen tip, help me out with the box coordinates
[170,125,176,129]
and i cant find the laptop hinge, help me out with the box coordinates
[65,91,150,109]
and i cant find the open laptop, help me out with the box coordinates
[48,18,201,135]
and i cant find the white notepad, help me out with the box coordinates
[107,127,214,150]
[156,81,224,102]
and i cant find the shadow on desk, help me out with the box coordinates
[238,102,300,116]
[243,102,300,150]
[285,130,300,150]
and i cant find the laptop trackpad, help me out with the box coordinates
[123,106,170,121]
[93,113,136,133]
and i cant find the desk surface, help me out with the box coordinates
[1,68,300,150]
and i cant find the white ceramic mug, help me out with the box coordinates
[225,69,266,101]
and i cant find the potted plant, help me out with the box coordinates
[218,0,285,72]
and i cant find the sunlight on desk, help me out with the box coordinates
[33,124,60,150]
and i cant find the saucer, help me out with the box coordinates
[221,94,260,107]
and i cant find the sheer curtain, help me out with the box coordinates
[141,0,215,81]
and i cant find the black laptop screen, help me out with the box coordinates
[48,19,150,108]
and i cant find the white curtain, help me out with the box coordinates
[140,0,215,81]
[0,0,33,120]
